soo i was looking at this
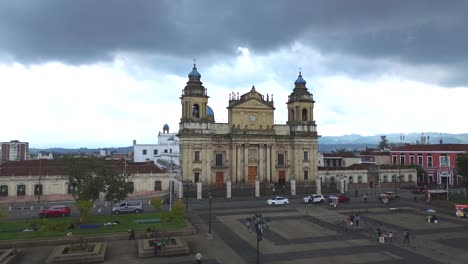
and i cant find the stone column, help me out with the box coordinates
[197,181,202,200]
[259,145,264,182]
[266,145,271,183]
[291,179,296,196]
[244,144,249,183]
[344,178,348,192]
[316,178,321,195]
[226,178,232,199]
[255,178,260,197]
[339,178,345,194]
[236,145,241,183]
[178,180,184,198]
[231,145,237,184]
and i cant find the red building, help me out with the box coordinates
[390,144,468,187]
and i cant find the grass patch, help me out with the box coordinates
[0,212,187,240]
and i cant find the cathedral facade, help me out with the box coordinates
[178,64,318,188]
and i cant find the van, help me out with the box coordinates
[112,200,143,214]
[378,192,398,200]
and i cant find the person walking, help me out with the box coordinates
[403,229,410,244]
[128,228,135,240]
[355,214,360,227]
[376,227,382,238]
[364,195,368,203]
[195,252,203,264]
[388,231,393,243]
[97,207,102,215]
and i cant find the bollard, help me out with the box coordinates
[31,205,34,211]
[8,206,11,212]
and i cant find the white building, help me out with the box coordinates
[133,124,180,167]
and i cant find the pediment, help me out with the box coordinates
[233,98,274,110]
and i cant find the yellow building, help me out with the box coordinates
[178,64,318,188]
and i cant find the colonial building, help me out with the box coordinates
[0,159,176,203]
[133,124,180,166]
[390,144,468,187]
[1,140,29,162]
[178,64,318,188]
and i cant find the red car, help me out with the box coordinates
[328,194,350,203]
[39,206,71,217]
[413,187,426,194]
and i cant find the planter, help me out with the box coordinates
[137,237,189,258]
[45,242,107,264]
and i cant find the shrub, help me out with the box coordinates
[75,200,94,222]
[150,197,162,211]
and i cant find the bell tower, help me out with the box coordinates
[287,71,315,126]
[180,63,209,122]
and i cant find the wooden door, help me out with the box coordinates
[216,171,224,189]
[279,170,286,185]
[248,166,257,185]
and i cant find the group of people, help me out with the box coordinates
[146,226,161,239]
[376,227,410,244]
[347,214,361,227]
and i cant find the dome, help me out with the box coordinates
[294,72,307,85]
[163,124,169,130]
[207,106,214,116]
[188,64,201,78]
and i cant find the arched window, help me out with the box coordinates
[302,108,308,121]
[0,185,8,196]
[17,184,26,196]
[349,176,354,183]
[192,104,200,118]
[290,109,295,121]
[392,175,397,182]
[408,174,413,182]
[34,184,43,195]
[383,175,388,183]
[358,176,362,183]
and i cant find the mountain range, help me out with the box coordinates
[29,132,468,155]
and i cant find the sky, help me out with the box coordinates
[1,0,468,148]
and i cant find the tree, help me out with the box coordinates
[456,154,468,187]
[63,157,133,221]
[103,171,134,217]
[377,136,390,151]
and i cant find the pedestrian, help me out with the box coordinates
[97,207,102,215]
[146,227,152,238]
[195,252,203,264]
[355,189,358,197]
[272,186,276,195]
[376,227,382,238]
[388,231,393,243]
[403,229,410,244]
[349,215,355,226]
[364,195,368,203]
[153,227,160,239]
[128,228,135,240]
[354,214,360,227]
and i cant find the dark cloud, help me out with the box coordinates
[0,0,467,85]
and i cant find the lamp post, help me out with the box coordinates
[246,213,271,264]
[208,191,213,236]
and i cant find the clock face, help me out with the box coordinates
[250,115,256,122]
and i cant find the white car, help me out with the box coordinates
[303,194,325,204]
[267,196,289,205]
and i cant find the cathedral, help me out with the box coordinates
[178,64,318,188]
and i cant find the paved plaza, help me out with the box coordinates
[8,197,468,263]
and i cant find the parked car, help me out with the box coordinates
[267,196,289,205]
[39,206,71,218]
[328,194,350,203]
[112,200,144,214]
[303,194,325,204]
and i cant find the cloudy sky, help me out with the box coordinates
[1,0,467,148]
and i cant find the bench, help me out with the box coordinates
[134,219,162,224]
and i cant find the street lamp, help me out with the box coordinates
[246,213,271,264]
[208,191,213,236]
